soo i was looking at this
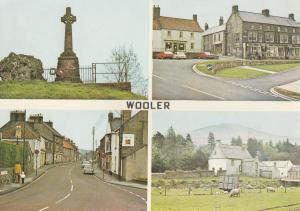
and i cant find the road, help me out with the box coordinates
[0,163,147,211]
[152,59,300,100]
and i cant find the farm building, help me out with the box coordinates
[208,142,253,175]
[259,160,293,179]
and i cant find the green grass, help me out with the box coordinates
[152,187,300,211]
[0,80,144,99]
[274,87,300,100]
[254,63,300,72]
[196,62,269,79]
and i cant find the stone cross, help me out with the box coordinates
[61,7,76,55]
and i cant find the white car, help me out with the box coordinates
[173,52,187,60]
[83,165,94,174]
[81,160,90,168]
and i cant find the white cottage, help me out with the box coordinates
[209,142,253,175]
[260,160,293,179]
[153,5,203,58]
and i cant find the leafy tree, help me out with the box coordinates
[231,136,243,146]
[247,138,258,157]
[208,132,215,153]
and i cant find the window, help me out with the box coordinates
[258,25,262,30]
[278,27,281,32]
[165,42,172,51]
[179,31,183,38]
[214,34,216,42]
[248,31,253,42]
[284,28,288,33]
[290,48,296,56]
[278,47,285,56]
[292,35,300,44]
[251,25,254,30]
[265,32,274,43]
[248,31,257,42]
[280,33,289,43]
[266,26,271,31]
[167,31,171,37]
[252,31,257,42]
[258,32,263,42]
[235,33,240,43]
[296,48,300,57]
[293,28,296,33]
[191,32,194,39]
[190,43,194,50]
[218,33,221,41]
[266,46,278,57]
[178,43,185,51]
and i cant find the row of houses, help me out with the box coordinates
[153,5,300,59]
[96,110,148,182]
[0,110,79,172]
[208,141,298,179]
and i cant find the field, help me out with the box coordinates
[151,177,300,211]
[0,80,144,99]
[253,63,300,72]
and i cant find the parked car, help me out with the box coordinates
[196,52,219,59]
[81,160,90,168]
[155,51,174,59]
[173,52,187,60]
[83,165,94,175]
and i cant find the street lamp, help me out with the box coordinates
[92,126,95,168]
[22,110,26,173]
[16,125,21,145]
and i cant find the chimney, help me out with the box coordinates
[232,5,239,14]
[108,112,113,122]
[193,14,197,22]
[10,110,25,122]
[29,114,43,124]
[153,5,160,20]
[122,110,132,123]
[45,120,53,128]
[262,9,270,17]
[219,16,224,26]
[289,13,295,21]
[205,23,209,31]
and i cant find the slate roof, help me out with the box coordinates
[30,122,63,141]
[261,160,292,168]
[0,121,40,139]
[202,24,226,36]
[238,11,300,27]
[111,118,121,132]
[153,16,203,32]
[215,144,253,159]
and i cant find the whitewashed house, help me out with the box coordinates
[153,5,203,58]
[260,160,293,179]
[209,141,253,175]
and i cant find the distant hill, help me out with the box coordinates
[79,149,91,155]
[189,123,300,146]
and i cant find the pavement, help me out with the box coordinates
[93,167,147,190]
[0,163,147,211]
[152,59,300,101]
[276,80,300,94]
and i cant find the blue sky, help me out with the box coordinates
[0,0,149,78]
[152,111,300,138]
[153,0,300,29]
[0,109,114,150]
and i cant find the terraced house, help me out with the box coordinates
[152,5,203,58]
[226,5,300,59]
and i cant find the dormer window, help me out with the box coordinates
[179,31,183,38]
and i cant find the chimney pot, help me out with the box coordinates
[108,112,113,122]
[289,13,295,21]
[232,5,239,14]
[10,110,25,122]
[205,23,209,31]
[153,5,160,20]
[193,14,197,22]
[262,9,270,17]
[219,16,224,26]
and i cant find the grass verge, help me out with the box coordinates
[274,87,300,100]
[253,63,300,72]
[196,62,269,79]
[0,80,144,99]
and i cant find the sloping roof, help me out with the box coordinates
[261,161,292,168]
[111,118,121,131]
[202,25,226,36]
[63,140,73,150]
[239,11,300,27]
[153,16,203,32]
[217,144,252,159]
[0,121,40,139]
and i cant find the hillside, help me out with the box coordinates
[189,123,300,146]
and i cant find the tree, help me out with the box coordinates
[105,45,147,96]
[247,138,258,158]
[208,132,215,153]
[231,136,242,146]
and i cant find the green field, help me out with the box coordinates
[0,80,144,99]
[196,63,268,79]
[152,187,300,211]
[254,63,300,72]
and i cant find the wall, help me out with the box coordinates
[111,133,119,175]
[226,12,243,57]
[208,158,228,175]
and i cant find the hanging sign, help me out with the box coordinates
[122,134,134,147]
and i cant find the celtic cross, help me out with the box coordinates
[61,7,76,54]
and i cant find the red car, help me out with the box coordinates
[196,52,219,59]
[154,51,174,59]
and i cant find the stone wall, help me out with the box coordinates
[160,170,215,179]
[0,167,13,186]
[94,82,131,92]
[211,59,300,73]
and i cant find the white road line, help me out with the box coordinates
[181,85,225,100]
[153,74,167,81]
[71,184,73,192]
[37,206,49,211]
[55,193,71,204]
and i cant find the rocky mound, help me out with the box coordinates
[0,52,44,81]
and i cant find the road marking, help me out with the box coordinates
[37,206,49,211]
[55,193,71,204]
[153,74,167,81]
[181,85,225,100]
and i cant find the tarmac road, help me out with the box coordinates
[152,59,300,101]
[0,163,147,211]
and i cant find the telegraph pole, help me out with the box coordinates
[22,110,26,173]
[118,113,123,181]
[92,126,95,168]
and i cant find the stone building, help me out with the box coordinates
[202,17,226,55]
[63,138,78,163]
[119,110,148,182]
[153,5,203,58]
[226,5,300,59]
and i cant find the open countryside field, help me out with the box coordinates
[152,187,300,211]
